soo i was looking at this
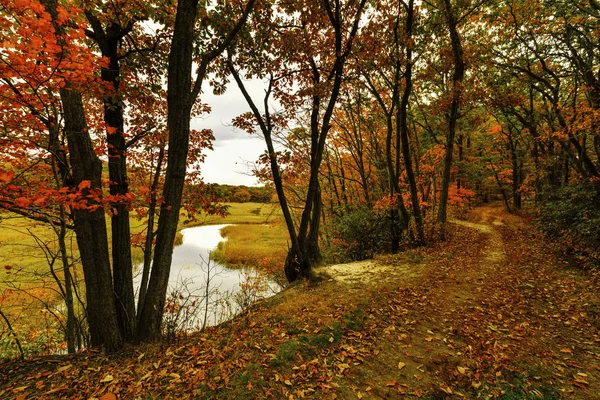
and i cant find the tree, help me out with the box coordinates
[229,0,368,282]
[137,0,256,341]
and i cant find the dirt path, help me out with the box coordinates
[332,204,600,399]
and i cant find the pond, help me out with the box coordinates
[135,224,279,332]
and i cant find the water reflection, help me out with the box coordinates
[135,224,278,331]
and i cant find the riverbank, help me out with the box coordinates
[184,202,288,277]
[0,202,282,358]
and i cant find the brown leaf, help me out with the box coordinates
[100,393,117,400]
[573,381,589,389]
[44,385,68,395]
[385,380,397,387]
[56,364,73,373]
[560,348,573,354]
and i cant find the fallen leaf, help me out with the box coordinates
[560,348,573,354]
[100,374,114,383]
[100,393,117,400]
[457,366,467,375]
[56,364,73,373]
[573,381,589,389]
[440,385,453,394]
[44,385,68,395]
[398,362,406,370]
[385,380,397,387]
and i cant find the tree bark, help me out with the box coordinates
[61,88,122,352]
[399,0,425,245]
[85,15,136,342]
[137,0,199,341]
[138,0,255,340]
[437,0,465,225]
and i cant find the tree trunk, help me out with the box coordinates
[137,0,199,341]
[85,15,136,342]
[137,145,165,320]
[61,88,122,352]
[399,0,425,245]
[437,0,465,225]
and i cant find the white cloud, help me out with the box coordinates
[191,77,273,186]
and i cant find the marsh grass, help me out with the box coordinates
[189,202,281,226]
[210,222,288,273]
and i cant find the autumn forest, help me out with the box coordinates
[1,0,600,398]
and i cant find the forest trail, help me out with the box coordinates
[331,204,600,399]
[2,204,600,399]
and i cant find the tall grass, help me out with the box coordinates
[211,222,289,273]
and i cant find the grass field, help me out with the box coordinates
[188,202,282,226]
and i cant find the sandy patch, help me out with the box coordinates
[320,260,418,284]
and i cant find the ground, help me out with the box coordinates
[1,204,599,399]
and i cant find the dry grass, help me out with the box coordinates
[211,222,289,272]
[189,202,281,226]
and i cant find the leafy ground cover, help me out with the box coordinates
[1,204,599,399]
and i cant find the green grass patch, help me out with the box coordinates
[211,221,288,272]
[271,339,300,368]
[229,363,264,398]
[343,307,366,331]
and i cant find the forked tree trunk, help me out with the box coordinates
[61,88,122,352]
[138,0,256,340]
[137,0,198,341]
[85,16,136,342]
[398,0,425,245]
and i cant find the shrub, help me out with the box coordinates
[537,183,600,265]
[324,208,398,263]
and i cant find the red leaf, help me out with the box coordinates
[0,169,14,183]
[78,180,91,190]
[15,197,31,208]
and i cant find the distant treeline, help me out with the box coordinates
[208,183,274,203]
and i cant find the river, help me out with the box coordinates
[135,224,278,332]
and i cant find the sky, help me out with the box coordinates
[193,79,268,187]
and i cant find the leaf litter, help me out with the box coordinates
[1,204,600,399]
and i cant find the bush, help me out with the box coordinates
[537,183,600,265]
[324,208,398,263]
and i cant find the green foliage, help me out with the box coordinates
[537,183,600,265]
[325,208,397,263]
[478,370,560,399]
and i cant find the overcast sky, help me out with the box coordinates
[193,78,269,187]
